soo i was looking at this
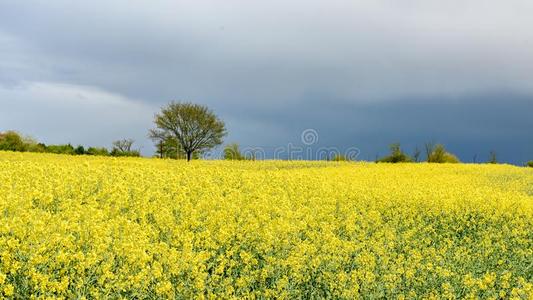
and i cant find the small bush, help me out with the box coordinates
[378,143,412,163]
[527,161,533,168]
[110,149,141,157]
[86,147,110,156]
[74,145,86,155]
[224,143,244,160]
[27,143,47,153]
[45,144,75,155]
[428,144,460,163]
[0,131,27,152]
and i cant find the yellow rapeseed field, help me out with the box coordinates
[0,151,532,299]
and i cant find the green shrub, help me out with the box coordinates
[110,149,141,157]
[45,144,75,155]
[527,161,533,168]
[75,145,86,155]
[27,143,47,153]
[0,131,27,152]
[86,147,110,156]
[428,144,460,163]
[378,143,412,163]
[224,143,245,160]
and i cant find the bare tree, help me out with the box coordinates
[413,147,421,162]
[111,139,140,157]
[112,139,134,152]
[488,151,498,164]
[424,142,435,162]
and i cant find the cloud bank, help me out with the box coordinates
[1,0,532,163]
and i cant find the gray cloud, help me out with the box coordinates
[1,0,532,163]
[0,82,156,151]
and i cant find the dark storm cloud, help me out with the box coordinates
[1,0,532,163]
[227,94,533,163]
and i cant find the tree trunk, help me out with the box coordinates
[186,151,192,162]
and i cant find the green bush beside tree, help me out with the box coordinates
[426,143,460,163]
[378,143,412,163]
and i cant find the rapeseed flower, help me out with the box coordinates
[0,152,531,298]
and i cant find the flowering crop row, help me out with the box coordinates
[0,152,531,298]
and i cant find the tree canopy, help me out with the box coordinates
[149,102,226,161]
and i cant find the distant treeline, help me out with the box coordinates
[2,130,533,166]
[0,131,139,157]
[374,142,533,166]
[377,142,460,163]
[221,141,533,167]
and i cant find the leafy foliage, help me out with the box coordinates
[45,144,75,155]
[378,143,412,163]
[74,145,86,155]
[223,143,247,160]
[151,137,199,159]
[0,131,27,152]
[86,147,109,156]
[427,144,460,163]
[149,102,226,161]
[0,130,114,157]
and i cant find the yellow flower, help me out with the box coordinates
[3,284,14,297]
[0,151,531,298]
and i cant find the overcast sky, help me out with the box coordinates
[1,0,532,163]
